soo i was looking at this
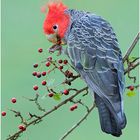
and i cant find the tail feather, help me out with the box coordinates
[95,94,126,137]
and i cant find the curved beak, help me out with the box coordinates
[46,34,58,44]
[46,34,66,45]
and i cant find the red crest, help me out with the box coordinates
[43,0,70,38]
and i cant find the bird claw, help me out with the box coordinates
[49,45,62,56]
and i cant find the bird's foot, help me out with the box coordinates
[49,44,62,56]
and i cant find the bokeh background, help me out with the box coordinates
[1,0,139,140]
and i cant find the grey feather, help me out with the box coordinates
[65,9,126,136]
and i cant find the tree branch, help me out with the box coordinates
[23,93,46,112]
[124,60,140,75]
[123,32,140,62]
[6,87,88,140]
[60,103,96,140]
[8,109,27,125]
[6,32,139,140]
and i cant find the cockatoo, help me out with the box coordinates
[43,1,126,137]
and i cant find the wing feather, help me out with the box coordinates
[67,13,125,123]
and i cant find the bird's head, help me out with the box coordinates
[43,0,70,44]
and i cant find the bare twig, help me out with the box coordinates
[122,33,140,82]
[129,57,139,63]
[123,32,140,62]
[23,93,46,112]
[60,103,96,140]
[7,87,88,140]
[63,74,80,85]
[124,61,140,75]
[68,88,78,92]
[82,87,89,96]
[28,112,42,120]
[8,109,27,125]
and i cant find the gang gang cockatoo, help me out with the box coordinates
[43,0,127,137]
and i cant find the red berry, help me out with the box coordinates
[36,72,41,78]
[70,106,75,111]
[63,89,69,95]
[42,80,47,86]
[11,98,17,103]
[42,71,46,76]
[18,125,24,129]
[63,60,68,64]
[22,127,26,131]
[32,71,37,76]
[129,86,134,91]
[33,63,38,68]
[65,70,73,77]
[48,93,54,97]
[46,62,51,67]
[33,85,38,91]
[73,104,78,109]
[59,66,63,70]
[58,59,63,64]
[47,56,52,61]
[1,111,6,116]
[38,48,43,53]
[65,70,69,76]
[18,125,26,131]
[68,71,73,78]
[70,104,78,111]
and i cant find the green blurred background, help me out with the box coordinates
[1,0,139,140]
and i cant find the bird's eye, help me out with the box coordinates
[53,25,58,31]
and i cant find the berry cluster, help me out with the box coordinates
[31,48,76,111]
[65,70,73,78]
[2,48,79,121]
[57,59,69,70]
[33,71,47,78]
[32,49,70,79]
[33,79,47,91]
[32,49,71,89]
[58,59,68,65]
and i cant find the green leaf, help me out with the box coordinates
[128,57,137,61]
[53,93,62,101]
[127,90,136,97]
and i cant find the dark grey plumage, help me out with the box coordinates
[64,9,126,137]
